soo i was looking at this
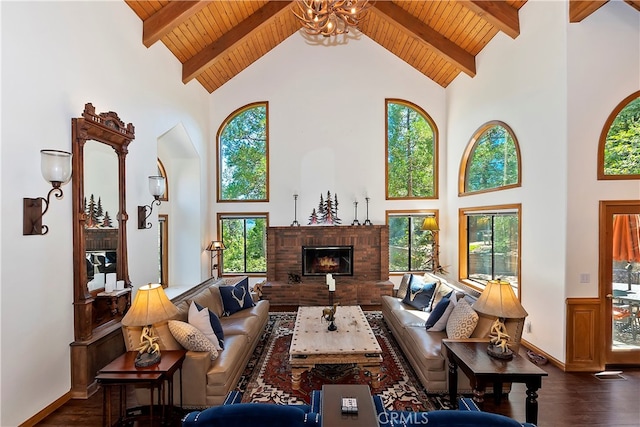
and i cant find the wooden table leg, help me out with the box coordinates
[447,357,458,408]
[525,383,540,425]
[102,385,108,427]
[291,367,306,390]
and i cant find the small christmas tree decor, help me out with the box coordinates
[309,191,341,225]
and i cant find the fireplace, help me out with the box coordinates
[302,246,353,276]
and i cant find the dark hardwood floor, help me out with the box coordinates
[36,350,640,427]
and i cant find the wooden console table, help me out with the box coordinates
[443,340,547,425]
[97,350,186,426]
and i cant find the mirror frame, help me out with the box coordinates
[72,103,134,341]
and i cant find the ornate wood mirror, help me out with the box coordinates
[72,103,134,341]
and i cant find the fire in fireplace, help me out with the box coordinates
[302,246,353,276]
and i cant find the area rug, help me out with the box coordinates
[236,311,450,412]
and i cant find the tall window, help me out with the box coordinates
[217,102,269,201]
[387,211,438,272]
[459,205,520,295]
[386,99,438,199]
[460,121,520,195]
[218,213,268,274]
[598,91,640,179]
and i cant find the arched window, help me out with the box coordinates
[217,102,269,202]
[386,99,438,199]
[460,121,521,195]
[598,91,640,180]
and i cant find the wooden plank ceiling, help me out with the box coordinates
[125,1,640,94]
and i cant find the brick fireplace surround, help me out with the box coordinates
[262,225,393,306]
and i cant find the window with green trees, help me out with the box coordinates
[460,206,520,294]
[386,99,437,199]
[217,102,268,201]
[387,211,438,272]
[600,92,640,179]
[461,122,520,195]
[219,214,268,274]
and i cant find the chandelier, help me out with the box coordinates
[292,0,373,37]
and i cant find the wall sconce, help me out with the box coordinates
[421,216,441,273]
[138,175,166,229]
[206,240,226,279]
[23,150,73,235]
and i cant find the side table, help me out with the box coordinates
[95,371,163,426]
[97,350,187,426]
[443,340,547,425]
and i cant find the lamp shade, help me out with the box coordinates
[41,149,72,184]
[206,241,226,251]
[421,217,439,232]
[472,280,528,319]
[121,283,179,327]
[148,175,166,198]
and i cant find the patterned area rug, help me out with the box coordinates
[236,311,450,412]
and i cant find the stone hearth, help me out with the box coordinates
[262,225,393,306]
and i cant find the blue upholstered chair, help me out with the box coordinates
[182,391,536,427]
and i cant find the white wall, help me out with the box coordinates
[447,1,570,361]
[209,30,447,237]
[0,2,209,425]
[566,0,640,300]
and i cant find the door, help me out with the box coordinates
[601,201,640,365]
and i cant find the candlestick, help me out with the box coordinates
[291,194,300,226]
[352,201,360,226]
[363,197,372,225]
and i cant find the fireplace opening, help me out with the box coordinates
[302,246,353,276]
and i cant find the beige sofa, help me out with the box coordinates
[122,276,269,408]
[381,273,524,394]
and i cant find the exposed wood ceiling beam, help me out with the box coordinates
[625,0,640,12]
[372,1,476,77]
[143,1,210,48]
[182,1,292,84]
[569,0,609,22]
[458,1,520,39]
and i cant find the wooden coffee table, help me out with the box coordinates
[443,340,547,425]
[289,306,382,390]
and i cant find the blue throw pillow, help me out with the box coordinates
[194,302,225,349]
[402,276,437,311]
[425,291,454,329]
[219,278,255,316]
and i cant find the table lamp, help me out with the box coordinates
[472,280,528,360]
[121,283,179,367]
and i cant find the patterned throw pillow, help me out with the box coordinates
[168,320,219,361]
[446,298,479,339]
[219,277,255,316]
[396,273,412,300]
[402,275,438,311]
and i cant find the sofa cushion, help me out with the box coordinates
[404,326,448,372]
[402,276,437,311]
[446,299,479,339]
[168,320,219,361]
[396,273,412,300]
[189,301,224,350]
[425,292,455,331]
[220,278,256,316]
[430,280,454,311]
[190,285,224,318]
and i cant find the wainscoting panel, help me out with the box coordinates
[565,298,602,372]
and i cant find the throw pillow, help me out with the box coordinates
[188,301,224,350]
[168,320,219,361]
[396,273,412,300]
[219,277,255,316]
[425,291,454,330]
[401,275,437,311]
[427,296,457,331]
[446,298,479,339]
[195,302,224,349]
